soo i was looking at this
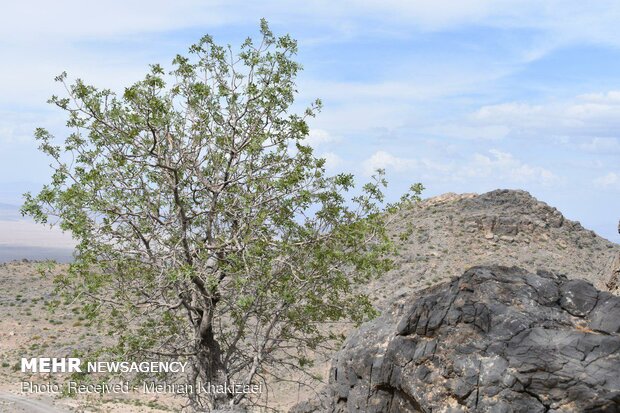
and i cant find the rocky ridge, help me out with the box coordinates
[368,189,619,312]
[294,266,620,412]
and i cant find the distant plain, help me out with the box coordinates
[0,203,75,263]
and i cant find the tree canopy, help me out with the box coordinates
[22,20,422,410]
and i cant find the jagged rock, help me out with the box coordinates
[607,253,620,293]
[292,266,620,413]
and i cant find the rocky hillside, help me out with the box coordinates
[294,266,620,412]
[367,189,620,312]
[291,189,620,412]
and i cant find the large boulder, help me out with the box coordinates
[293,266,620,412]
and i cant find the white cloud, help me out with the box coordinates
[470,91,620,141]
[577,91,620,104]
[310,103,415,134]
[306,129,337,147]
[252,1,620,50]
[3,1,620,44]
[300,59,511,106]
[0,1,232,40]
[579,137,620,153]
[0,111,50,143]
[301,79,479,102]
[463,149,559,186]
[301,63,508,134]
[362,149,558,186]
[318,152,344,170]
[422,124,510,140]
[594,172,620,189]
[4,1,619,139]
[0,124,28,144]
[363,151,417,176]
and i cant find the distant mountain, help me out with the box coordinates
[0,203,21,221]
[0,246,73,263]
[0,202,19,210]
[0,202,75,263]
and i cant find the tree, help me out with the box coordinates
[22,20,422,411]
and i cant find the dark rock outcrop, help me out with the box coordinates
[293,266,620,412]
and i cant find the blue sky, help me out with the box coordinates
[0,0,619,242]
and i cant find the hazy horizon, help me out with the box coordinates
[0,187,617,264]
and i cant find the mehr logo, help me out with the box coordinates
[21,358,82,373]
[21,358,189,373]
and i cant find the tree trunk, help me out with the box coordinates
[195,304,231,409]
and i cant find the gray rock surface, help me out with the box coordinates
[293,266,620,412]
